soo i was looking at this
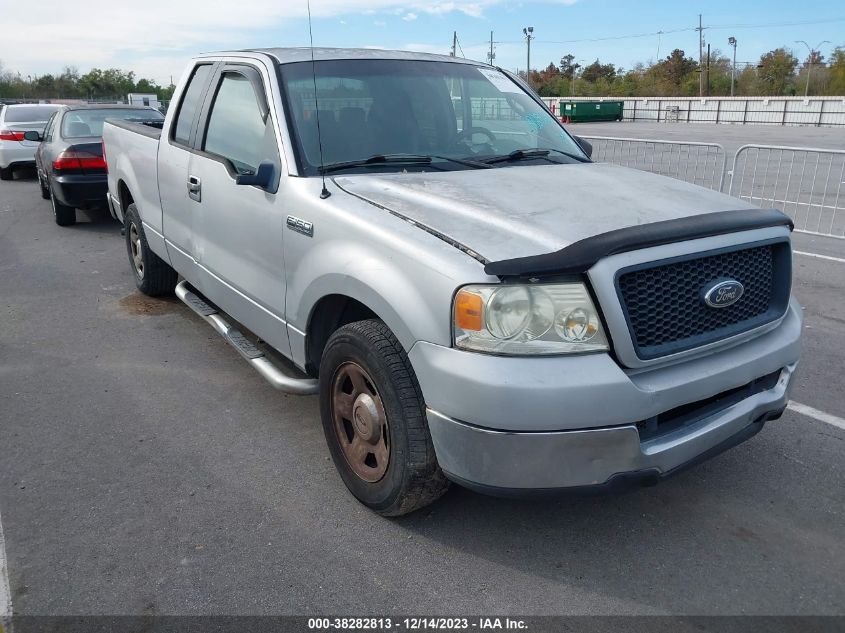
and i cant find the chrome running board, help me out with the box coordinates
[175,280,318,396]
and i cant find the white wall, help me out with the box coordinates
[541,96,845,128]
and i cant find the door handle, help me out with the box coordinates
[187,175,202,202]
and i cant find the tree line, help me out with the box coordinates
[528,46,845,98]
[3,45,845,102]
[0,62,175,102]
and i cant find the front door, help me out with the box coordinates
[186,63,290,357]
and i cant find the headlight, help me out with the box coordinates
[453,283,609,355]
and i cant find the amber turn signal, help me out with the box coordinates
[454,290,484,331]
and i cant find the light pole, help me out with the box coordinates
[523,26,534,85]
[728,37,737,96]
[795,40,830,96]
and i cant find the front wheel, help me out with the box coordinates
[319,320,448,516]
[0,166,13,181]
[124,203,178,296]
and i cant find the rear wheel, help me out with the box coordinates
[50,183,76,226]
[124,203,178,296]
[0,166,12,181]
[319,319,449,516]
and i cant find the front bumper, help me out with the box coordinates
[52,174,108,209]
[411,298,802,491]
[427,364,793,491]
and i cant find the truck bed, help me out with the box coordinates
[104,117,163,140]
[103,117,162,229]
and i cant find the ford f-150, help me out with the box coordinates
[103,48,801,515]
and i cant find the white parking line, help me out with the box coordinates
[794,251,845,264]
[0,507,11,623]
[788,401,845,431]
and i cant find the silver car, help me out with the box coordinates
[0,103,61,180]
[103,49,801,516]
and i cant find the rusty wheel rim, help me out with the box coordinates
[331,362,390,483]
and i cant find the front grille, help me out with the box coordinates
[616,240,791,360]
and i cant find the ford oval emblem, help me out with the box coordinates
[703,279,745,308]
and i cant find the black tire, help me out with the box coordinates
[0,166,12,181]
[39,174,51,199]
[50,183,76,226]
[319,319,449,517]
[124,203,178,296]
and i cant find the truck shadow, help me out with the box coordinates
[389,436,831,612]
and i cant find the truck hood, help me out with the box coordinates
[334,163,756,263]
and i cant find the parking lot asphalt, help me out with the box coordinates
[1,156,845,616]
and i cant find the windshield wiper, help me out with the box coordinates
[319,153,493,174]
[319,154,431,174]
[480,147,589,165]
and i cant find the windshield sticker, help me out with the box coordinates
[477,68,522,94]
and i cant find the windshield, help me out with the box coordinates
[279,59,587,175]
[62,108,164,138]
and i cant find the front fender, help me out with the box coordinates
[286,240,458,368]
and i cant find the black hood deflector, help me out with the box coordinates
[484,208,794,278]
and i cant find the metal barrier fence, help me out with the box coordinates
[728,145,845,239]
[583,136,727,191]
[582,135,845,239]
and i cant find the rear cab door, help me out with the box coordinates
[181,56,291,357]
[157,60,218,280]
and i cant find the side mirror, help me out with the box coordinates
[236,160,275,190]
[23,130,42,142]
[574,136,592,159]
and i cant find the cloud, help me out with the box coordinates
[0,0,578,83]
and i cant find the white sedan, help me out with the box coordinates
[0,103,61,180]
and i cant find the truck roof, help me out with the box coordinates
[205,47,485,66]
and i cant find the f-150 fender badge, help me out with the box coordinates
[702,279,744,308]
[286,216,314,237]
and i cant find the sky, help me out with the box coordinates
[1,0,844,87]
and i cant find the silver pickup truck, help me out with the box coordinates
[103,48,801,516]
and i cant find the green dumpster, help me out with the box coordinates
[560,100,623,123]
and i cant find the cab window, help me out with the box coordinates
[172,64,213,146]
[202,71,280,179]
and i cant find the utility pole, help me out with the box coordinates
[523,26,534,84]
[696,14,705,97]
[487,31,496,66]
[728,37,737,96]
[795,40,831,96]
[451,31,457,57]
[706,44,711,96]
